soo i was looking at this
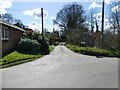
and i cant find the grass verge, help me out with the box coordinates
[66,44,120,58]
[0,46,54,69]
[49,45,54,52]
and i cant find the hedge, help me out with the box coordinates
[17,38,41,54]
[66,44,120,57]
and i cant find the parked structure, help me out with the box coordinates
[0,19,24,57]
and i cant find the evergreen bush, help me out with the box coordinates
[17,38,41,54]
[38,39,49,55]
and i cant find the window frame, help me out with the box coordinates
[1,26,9,40]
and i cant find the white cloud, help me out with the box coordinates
[104,19,109,22]
[91,13,113,31]
[23,10,33,16]
[48,25,60,32]
[51,16,56,20]
[88,0,112,9]
[93,13,102,22]
[0,0,13,14]
[84,21,91,25]
[23,8,48,19]
[105,0,112,4]
[0,0,13,9]
[28,21,42,32]
[88,2,102,9]
[0,8,7,14]
[12,0,118,2]
[112,5,120,13]
[104,23,113,30]
[104,18,113,22]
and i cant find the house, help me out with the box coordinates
[0,19,24,57]
[24,28,34,36]
[24,28,34,33]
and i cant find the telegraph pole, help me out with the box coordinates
[41,8,44,39]
[101,0,105,48]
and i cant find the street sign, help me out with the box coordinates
[84,33,90,39]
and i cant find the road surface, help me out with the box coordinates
[0,46,118,88]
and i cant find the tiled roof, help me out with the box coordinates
[0,19,25,32]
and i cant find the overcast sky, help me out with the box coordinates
[0,0,119,32]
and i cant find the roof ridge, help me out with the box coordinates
[0,19,25,32]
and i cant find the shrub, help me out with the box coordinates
[17,38,41,54]
[66,44,120,57]
[53,41,60,46]
[38,39,49,55]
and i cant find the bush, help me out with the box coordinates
[17,38,41,54]
[53,41,60,46]
[38,39,49,55]
[66,44,120,57]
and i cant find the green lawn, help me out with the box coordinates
[66,44,120,58]
[0,46,54,68]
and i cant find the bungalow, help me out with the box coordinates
[0,19,24,57]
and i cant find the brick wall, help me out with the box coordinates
[2,24,23,56]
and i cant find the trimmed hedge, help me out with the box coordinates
[66,44,120,57]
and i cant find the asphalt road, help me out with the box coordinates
[0,46,118,88]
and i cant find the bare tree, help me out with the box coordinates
[87,8,102,48]
[54,3,87,45]
[108,1,120,34]
[14,18,25,28]
[2,13,14,24]
[108,1,120,49]
[89,8,94,33]
[88,8,101,33]
[54,3,86,31]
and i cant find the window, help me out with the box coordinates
[2,26,9,40]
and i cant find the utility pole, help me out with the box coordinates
[41,8,44,39]
[101,0,105,48]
